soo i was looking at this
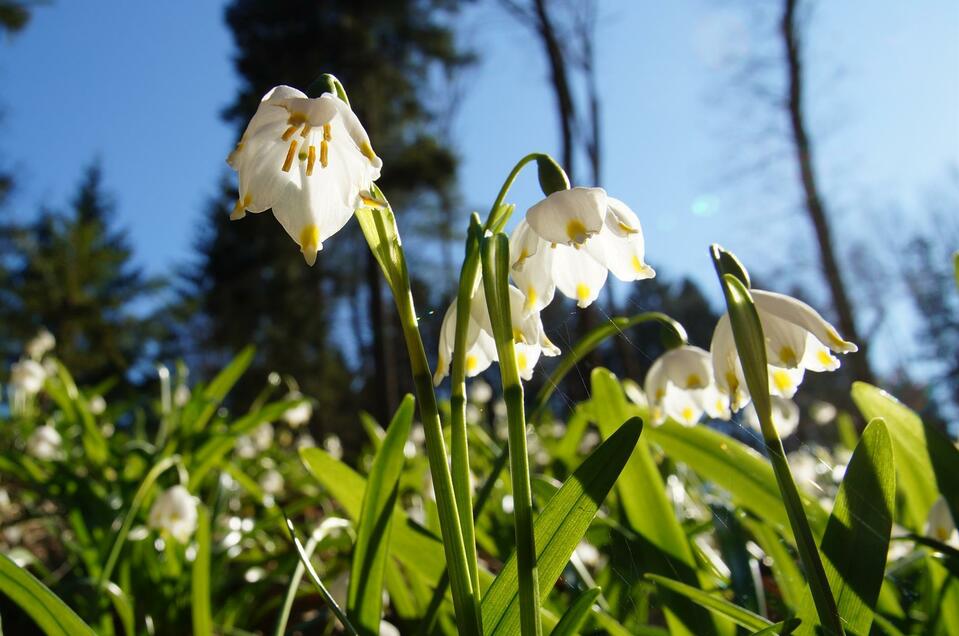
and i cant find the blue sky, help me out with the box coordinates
[1,1,957,374]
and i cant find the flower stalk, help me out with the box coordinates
[481,232,542,636]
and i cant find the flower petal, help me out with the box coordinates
[526,187,607,246]
[752,290,858,353]
[550,243,608,308]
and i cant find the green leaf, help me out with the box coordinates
[482,417,643,636]
[186,345,254,432]
[530,313,686,422]
[0,553,96,636]
[645,422,828,540]
[101,581,135,636]
[852,382,959,531]
[588,369,717,636]
[796,419,895,636]
[192,505,213,636]
[645,574,773,632]
[348,395,414,636]
[549,587,601,636]
[742,520,805,608]
[749,618,801,635]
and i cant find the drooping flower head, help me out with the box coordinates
[148,485,199,544]
[227,85,382,265]
[644,345,729,426]
[711,289,857,412]
[513,189,654,310]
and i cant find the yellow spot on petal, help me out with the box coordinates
[320,140,329,168]
[287,111,308,126]
[779,346,798,367]
[772,369,793,393]
[936,527,950,542]
[466,355,478,372]
[726,371,740,395]
[299,224,320,266]
[685,374,704,389]
[576,283,591,304]
[517,352,528,371]
[566,219,588,244]
[655,388,665,400]
[306,145,316,176]
[715,399,725,413]
[513,328,526,344]
[230,194,252,220]
[631,254,646,274]
[618,221,638,235]
[524,286,537,312]
[282,139,298,172]
[828,331,847,350]
[681,407,695,423]
[360,141,377,163]
[817,349,835,367]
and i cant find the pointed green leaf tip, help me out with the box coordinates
[535,153,570,196]
[710,244,751,288]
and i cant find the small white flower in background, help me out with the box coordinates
[574,541,601,568]
[173,384,191,408]
[711,290,857,412]
[26,425,62,461]
[468,379,493,404]
[742,396,800,438]
[235,435,257,459]
[251,422,274,451]
[433,298,497,386]
[282,393,313,427]
[25,329,55,360]
[148,486,199,544]
[465,404,482,424]
[10,359,46,396]
[645,346,729,426]
[324,434,343,460]
[622,379,648,409]
[227,85,382,265]
[259,469,284,497]
[514,189,654,310]
[809,400,837,425]
[296,433,317,450]
[88,395,107,415]
[501,494,514,514]
[925,496,958,547]
[379,621,401,636]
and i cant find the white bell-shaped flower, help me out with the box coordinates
[25,329,56,360]
[711,290,857,412]
[645,345,729,426]
[148,485,199,544]
[742,396,800,438]
[925,496,958,546]
[514,193,654,310]
[282,393,312,428]
[10,359,46,396]
[26,424,62,461]
[227,85,382,265]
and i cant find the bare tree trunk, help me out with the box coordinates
[781,0,874,384]
[531,0,578,180]
[367,249,399,424]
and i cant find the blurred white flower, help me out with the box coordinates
[173,384,191,408]
[645,346,729,426]
[10,359,46,396]
[925,496,958,547]
[25,329,55,360]
[379,621,401,636]
[324,434,343,460]
[513,192,654,310]
[711,290,857,411]
[235,435,257,459]
[148,485,198,544]
[282,393,313,428]
[251,422,274,451]
[88,395,107,415]
[622,379,648,409]
[574,541,600,568]
[296,434,317,450]
[809,400,837,425]
[465,404,482,424]
[227,85,382,265]
[501,494,514,514]
[26,425,62,461]
[468,379,493,404]
[742,396,800,438]
[259,469,285,496]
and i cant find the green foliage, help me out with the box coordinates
[0,554,96,635]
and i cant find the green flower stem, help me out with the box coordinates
[356,199,483,636]
[481,233,542,636]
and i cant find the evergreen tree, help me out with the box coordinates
[0,163,161,383]
[183,0,471,431]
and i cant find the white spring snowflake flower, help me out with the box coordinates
[925,496,958,547]
[282,393,312,428]
[227,85,382,265]
[514,190,655,310]
[26,424,62,461]
[711,290,857,411]
[148,485,198,544]
[25,329,55,360]
[10,359,46,396]
[742,396,800,438]
[645,345,729,426]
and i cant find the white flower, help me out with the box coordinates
[809,401,837,425]
[468,379,493,404]
[513,192,654,310]
[148,485,198,544]
[324,434,343,460]
[433,277,558,386]
[742,396,800,438]
[227,85,382,265]
[645,346,729,426]
[711,290,857,411]
[235,435,257,459]
[259,469,284,496]
[251,422,274,451]
[282,393,312,428]
[89,395,107,415]
[173,384,191,408]
[925,496,958,547]
[10,359,46,396]
[25,330,55,360]
[26,425,62,461]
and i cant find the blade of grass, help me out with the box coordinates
[549,587,601,636]
[192,505,213,636]
[645,574,773,632]
[0,554,96,636]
